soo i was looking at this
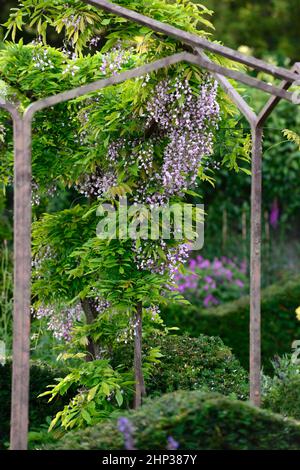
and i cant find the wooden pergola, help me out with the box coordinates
[1,0,299,450]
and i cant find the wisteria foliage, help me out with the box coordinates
[0,0,246,345]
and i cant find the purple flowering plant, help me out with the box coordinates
[117,417,179,450]
[174,256,248,308]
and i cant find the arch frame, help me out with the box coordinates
[1,0,299,450]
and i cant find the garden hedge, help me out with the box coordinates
[162,276,300,372]
[0,361,68,449]
[49,390,300,450]
[112,334,248,400]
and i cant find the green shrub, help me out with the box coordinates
[162,277,300,372]
[0,361,68,449]
[263,376,300,421]
[262,354,300,420]
[112,334,248,400]
[48,390,300,450]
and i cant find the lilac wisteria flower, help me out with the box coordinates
[62,14,82,31]
[31,180,58,206]
[100,43,134,76]
[89,36,102,49]
[146,77,220,196]
[76,170,117,199]
[133,239,190,280]
[94,74,220,206]
[118,417,136,450]
[33,303,83,341]
[167,436,180,450]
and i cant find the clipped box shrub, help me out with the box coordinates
[0,361,68,449]
[162,276,300,372]
[48,390,300,450]
[112,334,248,400]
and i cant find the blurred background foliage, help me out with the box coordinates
[193,0,300,61]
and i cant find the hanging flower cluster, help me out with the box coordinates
[89,288,111,314]
[76,169,117,199]
[146,77,220,196]
[133,239,190,280]
[31,180,58,206]
[31,46,55,71]
[94,76,220,205]
[100,43,134,76]
[33,303,83,341]
[75,74,220,294]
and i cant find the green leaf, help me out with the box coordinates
[115,390,123,407]
[81,409,92,424]
[87,385,99,402]
[101,382,110,396]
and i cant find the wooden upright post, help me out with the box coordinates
[249,125,263,406]
[10,116,32,450]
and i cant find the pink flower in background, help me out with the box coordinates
[173,256,248,308]
[203,294,219,308]
[235,279,245,288]
[270,199,280,229]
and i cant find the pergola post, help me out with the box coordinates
[10,115,32,450]
[250,124,263,406]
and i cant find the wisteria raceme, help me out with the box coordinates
[133,239,190,280]
[145,304,161,320]
[34,70,221,338]
[117,417,136,450]
[33,303,83,341]
[147,77,220,196]
[31,43,55,71]
[100,43,134,76]
[61,39,77,60]
[31,180,58,206]
[108,138,155,173]
[62,14,82,31]
[76,169,117,199]
[89,36,102,49]
[89,288,111,314]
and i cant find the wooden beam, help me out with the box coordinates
[257,62,300,126]
[0,101,21,121]
[195,48,257,125]
[26,52,189,116]
[187,54,296,104]
[84,0,300,83]
[27,51,296,121]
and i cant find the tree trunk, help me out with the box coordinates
[133,303,146,408]
[81,299,100,361]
